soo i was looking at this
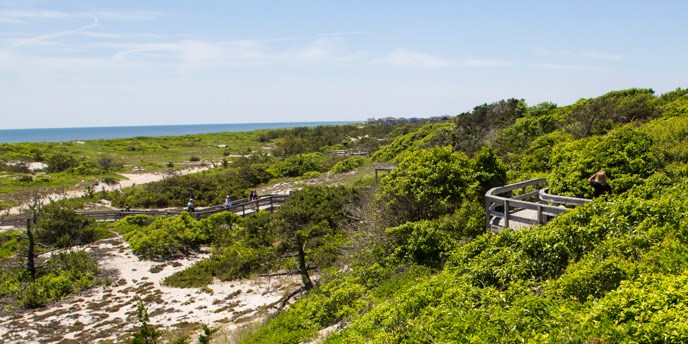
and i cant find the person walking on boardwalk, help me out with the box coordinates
[224,195,233,208]
[187,198,195,212]
[588,170,612,198]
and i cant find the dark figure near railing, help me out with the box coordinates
[187,198,195,212]
[588,170,612,198]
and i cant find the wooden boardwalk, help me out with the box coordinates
[0,194,289,229]
[485,179,590,231]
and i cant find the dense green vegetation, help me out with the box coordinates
[161,186,357,289]
[227,87,688,343]
[3,87,688,343]
[114,212,239,259]
[0,235,105,310]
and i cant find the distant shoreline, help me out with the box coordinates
[0,121,360,144]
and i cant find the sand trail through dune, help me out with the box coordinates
[0,236,300,343]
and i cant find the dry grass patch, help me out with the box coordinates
[32,307,72,322]
[213,300,241,314]
[226,289,242,298]
[105,302,128,313]
[199,286,214,295]
[87,299,112,310]
[149,263,166,273]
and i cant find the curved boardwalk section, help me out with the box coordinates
[485,179,590,231]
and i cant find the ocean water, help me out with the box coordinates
[0,121,357,144]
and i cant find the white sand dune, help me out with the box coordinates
[0,236,301,343]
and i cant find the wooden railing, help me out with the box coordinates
[485,179,591,230]
[0,194,289,227]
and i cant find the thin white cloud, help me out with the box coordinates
[0,9,159,24]
[0,10,71,23]
[372,48,455,68]
[532,63,602,70]
[9,16,99,48]
[462,59,512,67]
[575,51,622,60]
[111,42,181,61]
[535,48,622,60]
[110,36,366,69]
[88,11,161,22]
[77,31,128,39]
[316,31,367,37]
[281,37,348,65]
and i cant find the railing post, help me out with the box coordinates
[485,197,491,228]
[537,204,543,224]
[503,199,509,229]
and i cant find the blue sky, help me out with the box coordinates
[1,1,686,129]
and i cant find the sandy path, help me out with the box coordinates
[0,236,300,343]
[3,166,210,216]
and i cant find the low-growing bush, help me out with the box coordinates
[14,251,99,309]
[301,171,321,179]
[0,230,23,258]
[35,203,95,248]
[329,156,367,174]
[120,212,239,259]
[267,152,326,178]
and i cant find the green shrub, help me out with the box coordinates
[35,203,95,248]
[0,230,23,258]
[162,259,214,288]
[547,126,657,197]
[372,122,452,162]
[18,251,99,309]
[46,153,78,172]
[377,146,477,224]
[580,272,688,342]
[121,212,238,260]
[329,157,367,174]
[268,152,326,178]
[124,213,195,258]
[115,169,253,208]
[386,203,485,268]
[302,171,322,179]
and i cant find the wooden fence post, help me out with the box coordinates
[485,198,491,228]
[503,199,509,229]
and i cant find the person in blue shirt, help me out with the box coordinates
[224,195,233,208]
